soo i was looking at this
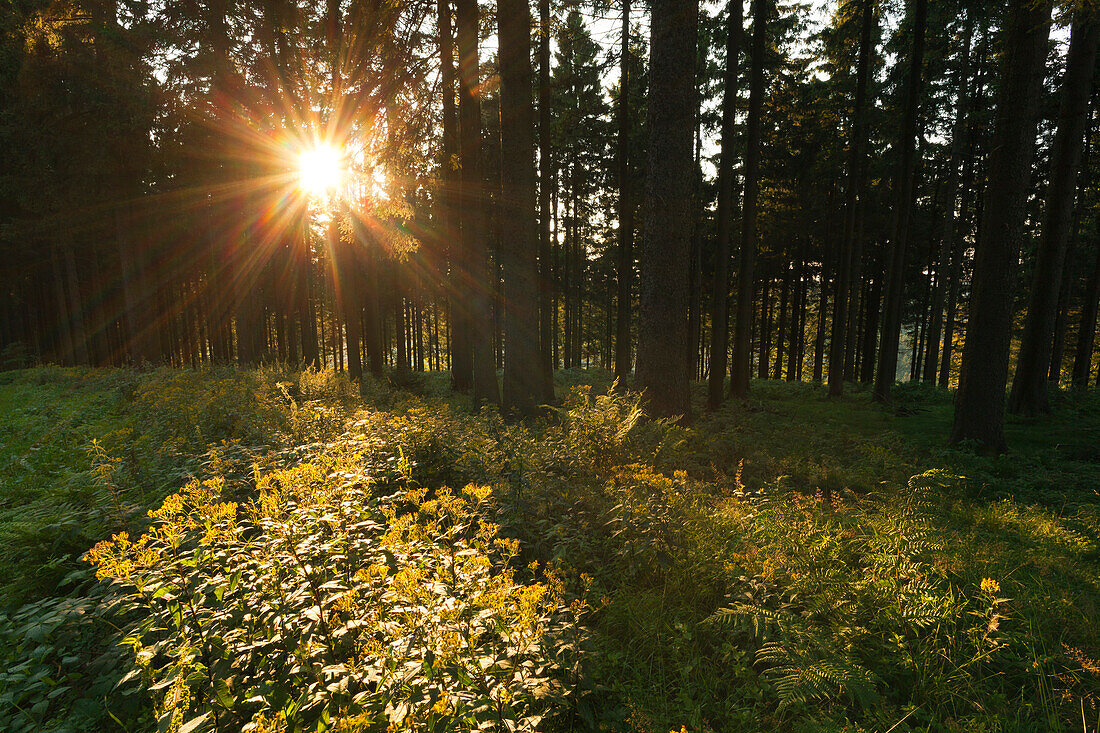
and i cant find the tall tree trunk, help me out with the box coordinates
[63,239,90,364]
[860,269,881,383]
[51,246,76,364]
[788,245,806,380]
[354,219,383,377]
[298,221,319,367]
[538,0,555,400]
[498,0,544,416]
[731,0,769,398]
[829,0,876,396]
[1048,95,1094,384]
[774,264,790,379]
[440,0,470,391]
[952,0,1053,450]
[758,276,771,378]
[615,0,635,384]
[1008,14,1100,415]
[940,59,987,388]
[1073,236,1100,387]
[813,235,831,382]
[116,200,151,363]
[873,0,927,402]
[708,0,744,408]
[333,212,362,380]
[636,0,698,420]
[455,0,500,407]
[924,16,975,385]
[688,115,704,379]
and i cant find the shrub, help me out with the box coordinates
[88,454,578,732]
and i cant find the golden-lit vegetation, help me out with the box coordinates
[0,368,1098,732]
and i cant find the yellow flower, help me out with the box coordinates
[980,578,1000,595]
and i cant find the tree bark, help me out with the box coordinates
[498,0,544,416]
[615,0,635,385]
[455,0,500,407]
[873,0,927,402]
[730,0,769,398]
[952,0,1053,451]
[636,0,698,420]
[537,0,555,400]
[1073,237,1100,387]
[440,0,469,391]
[708,0,744,408]
[1048,95,1095,382]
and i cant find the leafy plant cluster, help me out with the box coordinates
[83,443,579,732]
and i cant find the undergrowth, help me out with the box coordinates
[0,368,1097,732]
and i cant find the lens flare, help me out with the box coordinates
[298,144,344,197]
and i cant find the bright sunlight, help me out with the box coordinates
[297,144,345,197]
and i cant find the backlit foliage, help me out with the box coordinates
[89,454,574,732]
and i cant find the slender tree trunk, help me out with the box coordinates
[51,246,75,364]
[62,239,90,364]
[440,0,469,391]
[1008,14,1100,415]
[364,246,384,377]
[813,236,830,382]
[688,118,704,379]
[708,0,744,407]
[334,208,363,380]
[758,276,771,378]
[874,0,927,402]
[829,0,876,396]
[923,16,975,385]
[774,264,790,379]
[563,193,573,368]
[940,63,986,388]
[731,0,769,398]
[116,200,149,363]
[952,0,1053,450]
[788,245,806,380]
[615,0,635,384]
[1073,237,1100,387]
[860,270,881,383]
[299,224,319,367]
[538,0,555,400]
[636,0,698,420]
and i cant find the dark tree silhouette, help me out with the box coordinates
[952,0,1054,451]
[636,0,698,420]
[1009,13,1100,415]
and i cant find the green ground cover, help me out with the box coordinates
[0,367,1097,732]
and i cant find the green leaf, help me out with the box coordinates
[178,711,212,733]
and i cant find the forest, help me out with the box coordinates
[1,0,1099,730]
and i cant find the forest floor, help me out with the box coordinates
[0,366,1098,732]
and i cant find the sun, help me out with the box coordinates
[297,144,345,197]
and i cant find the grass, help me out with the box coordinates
[0,368,137,607]
[0,366,1097,732]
